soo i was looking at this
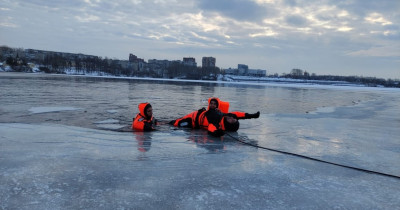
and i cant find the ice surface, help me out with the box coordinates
[31,71,400,91]
[94,119,119,124]
[29,106,83,114]
[94,124,126,129]
[93,119,122,129]
[106,110,118,114]
[1,72,399,209]
[308,106,336,114]
[0,123,399,209]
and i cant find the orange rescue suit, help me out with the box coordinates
[132,103,157,131]
[173,97,246,133]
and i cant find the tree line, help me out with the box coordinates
[0,46,220,80]
[1,49,137,76]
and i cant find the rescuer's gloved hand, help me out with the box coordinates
[209,129,225,137]
[245,111,260,119]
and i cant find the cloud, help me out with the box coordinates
[285,15,308,26]
[0,16,18,28]
[195,0,270,22]
[75,14,101,23]
[1,0,399,78]
[365,12,393,26]
[347,45,400,57]
[19,0,86,9]
[336,26,353,32]
[338,0,400,17]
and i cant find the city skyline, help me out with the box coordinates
[0,0,399,79]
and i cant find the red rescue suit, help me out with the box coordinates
[207,97,229,113]
[173,97,249,136]
[132,103,157,131]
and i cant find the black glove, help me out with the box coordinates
[245,111,260,119]
[143,122,155,131]
[209,129,225,137]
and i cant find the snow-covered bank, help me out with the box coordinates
[223,74,354,85]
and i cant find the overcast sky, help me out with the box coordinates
[1,0,399,79]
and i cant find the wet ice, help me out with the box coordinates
[29,106,83,114]
[1,72,399,209]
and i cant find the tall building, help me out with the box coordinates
[183,57,197,67]
[129,54,137,62]
[202,57,216,68]
[129,53,144,63]
[224,64,266,77]
[238,64,248,75]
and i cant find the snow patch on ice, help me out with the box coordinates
[29,106,83,114]
[309,106,336,114]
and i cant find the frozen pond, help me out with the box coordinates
[1,72,400,209]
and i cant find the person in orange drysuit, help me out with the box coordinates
[132,102,158,131]
[170,97,260,137]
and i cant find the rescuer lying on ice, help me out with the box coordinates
[169,97,260,137]
[132,102,159,131]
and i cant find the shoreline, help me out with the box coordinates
[2,71,400,92]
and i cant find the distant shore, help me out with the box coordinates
[1,45,399,88]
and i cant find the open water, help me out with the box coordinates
[1,72,399,209]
